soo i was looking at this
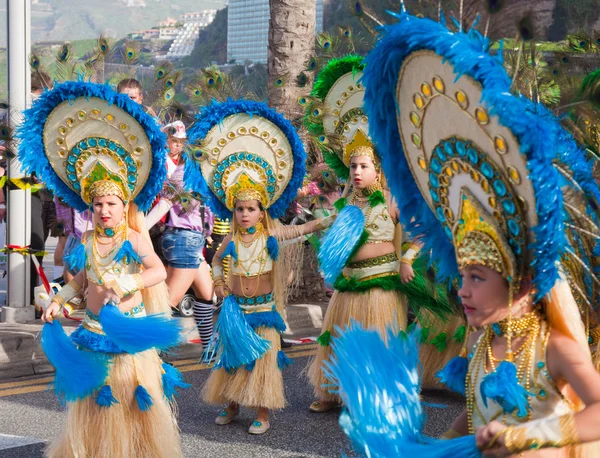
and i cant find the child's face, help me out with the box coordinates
[350,155,379,189]
[121,87,143,104]
[92,195,125,229]
[234,200,264,230]
[167,137,185,157]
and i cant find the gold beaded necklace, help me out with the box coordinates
[466,311,542,434]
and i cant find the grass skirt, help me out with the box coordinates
[307,286,407,403]
[202,326,286,410]
[46,349,182,458]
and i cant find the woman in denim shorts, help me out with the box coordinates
[150,122,215,349]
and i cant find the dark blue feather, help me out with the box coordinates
[96,384,119,407]
[266,235,279,261]
[135,384,153,411]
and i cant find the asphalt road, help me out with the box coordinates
[0,344,464,458]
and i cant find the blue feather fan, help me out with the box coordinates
[318,205,365,284]
[324,323,481,458]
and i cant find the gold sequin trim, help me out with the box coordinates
[348,252,398,269]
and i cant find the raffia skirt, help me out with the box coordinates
[307,264,408,403]
[47,349,182,458]
[202,299,290,410]
[43,305,184,458]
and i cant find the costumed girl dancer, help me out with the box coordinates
[323,12,600,458]
[304,55,461,412]
[184,100,334,434]
[19,81,186,458]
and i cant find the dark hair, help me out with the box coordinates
[117,78,142,93]
[31,71,52,92]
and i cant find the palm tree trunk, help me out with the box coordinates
[268,0,316,120]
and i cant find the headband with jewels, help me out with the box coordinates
[17,81,167,213]
[362,12,600,299]
[302,55,377,180]
[184,100,306,220]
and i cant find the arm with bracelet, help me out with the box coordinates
[477,331,600,456]
[43,270,85,322]
[211,234,232,298]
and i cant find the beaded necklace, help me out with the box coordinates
[466,310,542,434]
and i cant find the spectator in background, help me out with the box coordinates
[117,78,158,118]
[145,122,215,352]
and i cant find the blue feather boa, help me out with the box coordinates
[70,325,123,353]
[17,80,167,212]
[362,12,592,298]
[99,304,183,354]
[480,361,532,417]
[324,323,481,458]
[41,321,109,403]
[318,205,365,284]
[184,99,307,220]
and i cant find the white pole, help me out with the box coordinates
[1,0,34,323]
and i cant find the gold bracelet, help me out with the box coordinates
[132,273,144,292]
[440,428,462,440]
[52,295,67,307]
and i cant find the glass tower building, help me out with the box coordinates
[227,0,324,64]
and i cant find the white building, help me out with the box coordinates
[227,0,323,65]
[165,10,218,58]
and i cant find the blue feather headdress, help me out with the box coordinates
[362,12,600,295]
[362,12,600,420]
[184,99,306,219]
[17,80,167,212]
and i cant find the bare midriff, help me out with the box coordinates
[349,240,395,263]
[229,272,273,298]
[86,283,142,316]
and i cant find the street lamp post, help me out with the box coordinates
[1,0,34,323]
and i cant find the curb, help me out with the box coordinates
[0,303,325,381]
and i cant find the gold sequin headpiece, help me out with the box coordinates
[227,173,268,209]
[83,162,130,204]
[453,192,516,282]
[343,129,378,166]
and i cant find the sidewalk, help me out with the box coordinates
[0,237,327,380]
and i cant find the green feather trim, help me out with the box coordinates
[311,55,366,100]
[317,329,331,346]
[334,197,347,211]
[307,234,321,253]
[430,332,448,352]
[304,56,365,178]
[367,190,386,207]
[451,325,467,343]
[323,150,350,180]
[334,255,457,324]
